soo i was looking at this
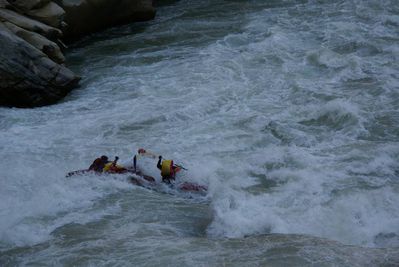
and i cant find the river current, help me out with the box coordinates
[1,0,399,266]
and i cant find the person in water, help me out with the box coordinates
[131,149,156,184]
[89,155,126,173]
[89,155,109,172]
[157,155,180,183]
[133,148,152,173]
[133,148,179,183]
[103,156,128,173]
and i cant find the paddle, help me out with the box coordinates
[174,164,188,170]
[66,169,90,177]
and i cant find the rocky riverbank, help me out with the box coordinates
[0,0,155,108]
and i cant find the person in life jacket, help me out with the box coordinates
[131,149,156,183]
[157,155,180,183]
[103,156,127,173]
[89,155,109,173]
[133,148,153,173]
[89,155,126,174]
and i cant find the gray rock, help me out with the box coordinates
[0,0,157,108]
[0,0,11,9]
[0,8,62,39]
[56,0,155,40]
[0,23,80,107]
[7,0,51,12]
[26,1,65,28]
[3,21,65,63]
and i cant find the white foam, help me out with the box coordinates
[1,0,398,250]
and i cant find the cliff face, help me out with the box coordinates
[0,0,155,108]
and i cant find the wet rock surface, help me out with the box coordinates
[57,0,156,40]
[0,0,155,108]
[0,23,79,107]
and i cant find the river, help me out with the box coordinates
[1,0,399,266]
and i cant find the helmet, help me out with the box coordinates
[138,148,146,154]
[100,155,108,161]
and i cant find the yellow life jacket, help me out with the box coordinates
[161,159,174,177]
[103,162,124,172]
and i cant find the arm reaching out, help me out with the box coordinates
[157,155,162,170]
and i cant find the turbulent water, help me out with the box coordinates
[1,0,399,265]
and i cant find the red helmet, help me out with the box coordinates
[138,148,146,154]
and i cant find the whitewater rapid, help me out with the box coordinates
[1,0,399,265]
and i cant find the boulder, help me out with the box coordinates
[56,0,156,40]
[26,1,65,28]
[0,23,80,107]
[0,8,62,39]
[3,21,65,63]
[7,0,51,12]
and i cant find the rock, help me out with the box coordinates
[26,1,65,28]
[0,23,80,107]
[0,0,158,108]
[3,21,65,63]
[7,0,51,12]
[0,0,11,9]
[0,8,62,39]
[56,0,156,40]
